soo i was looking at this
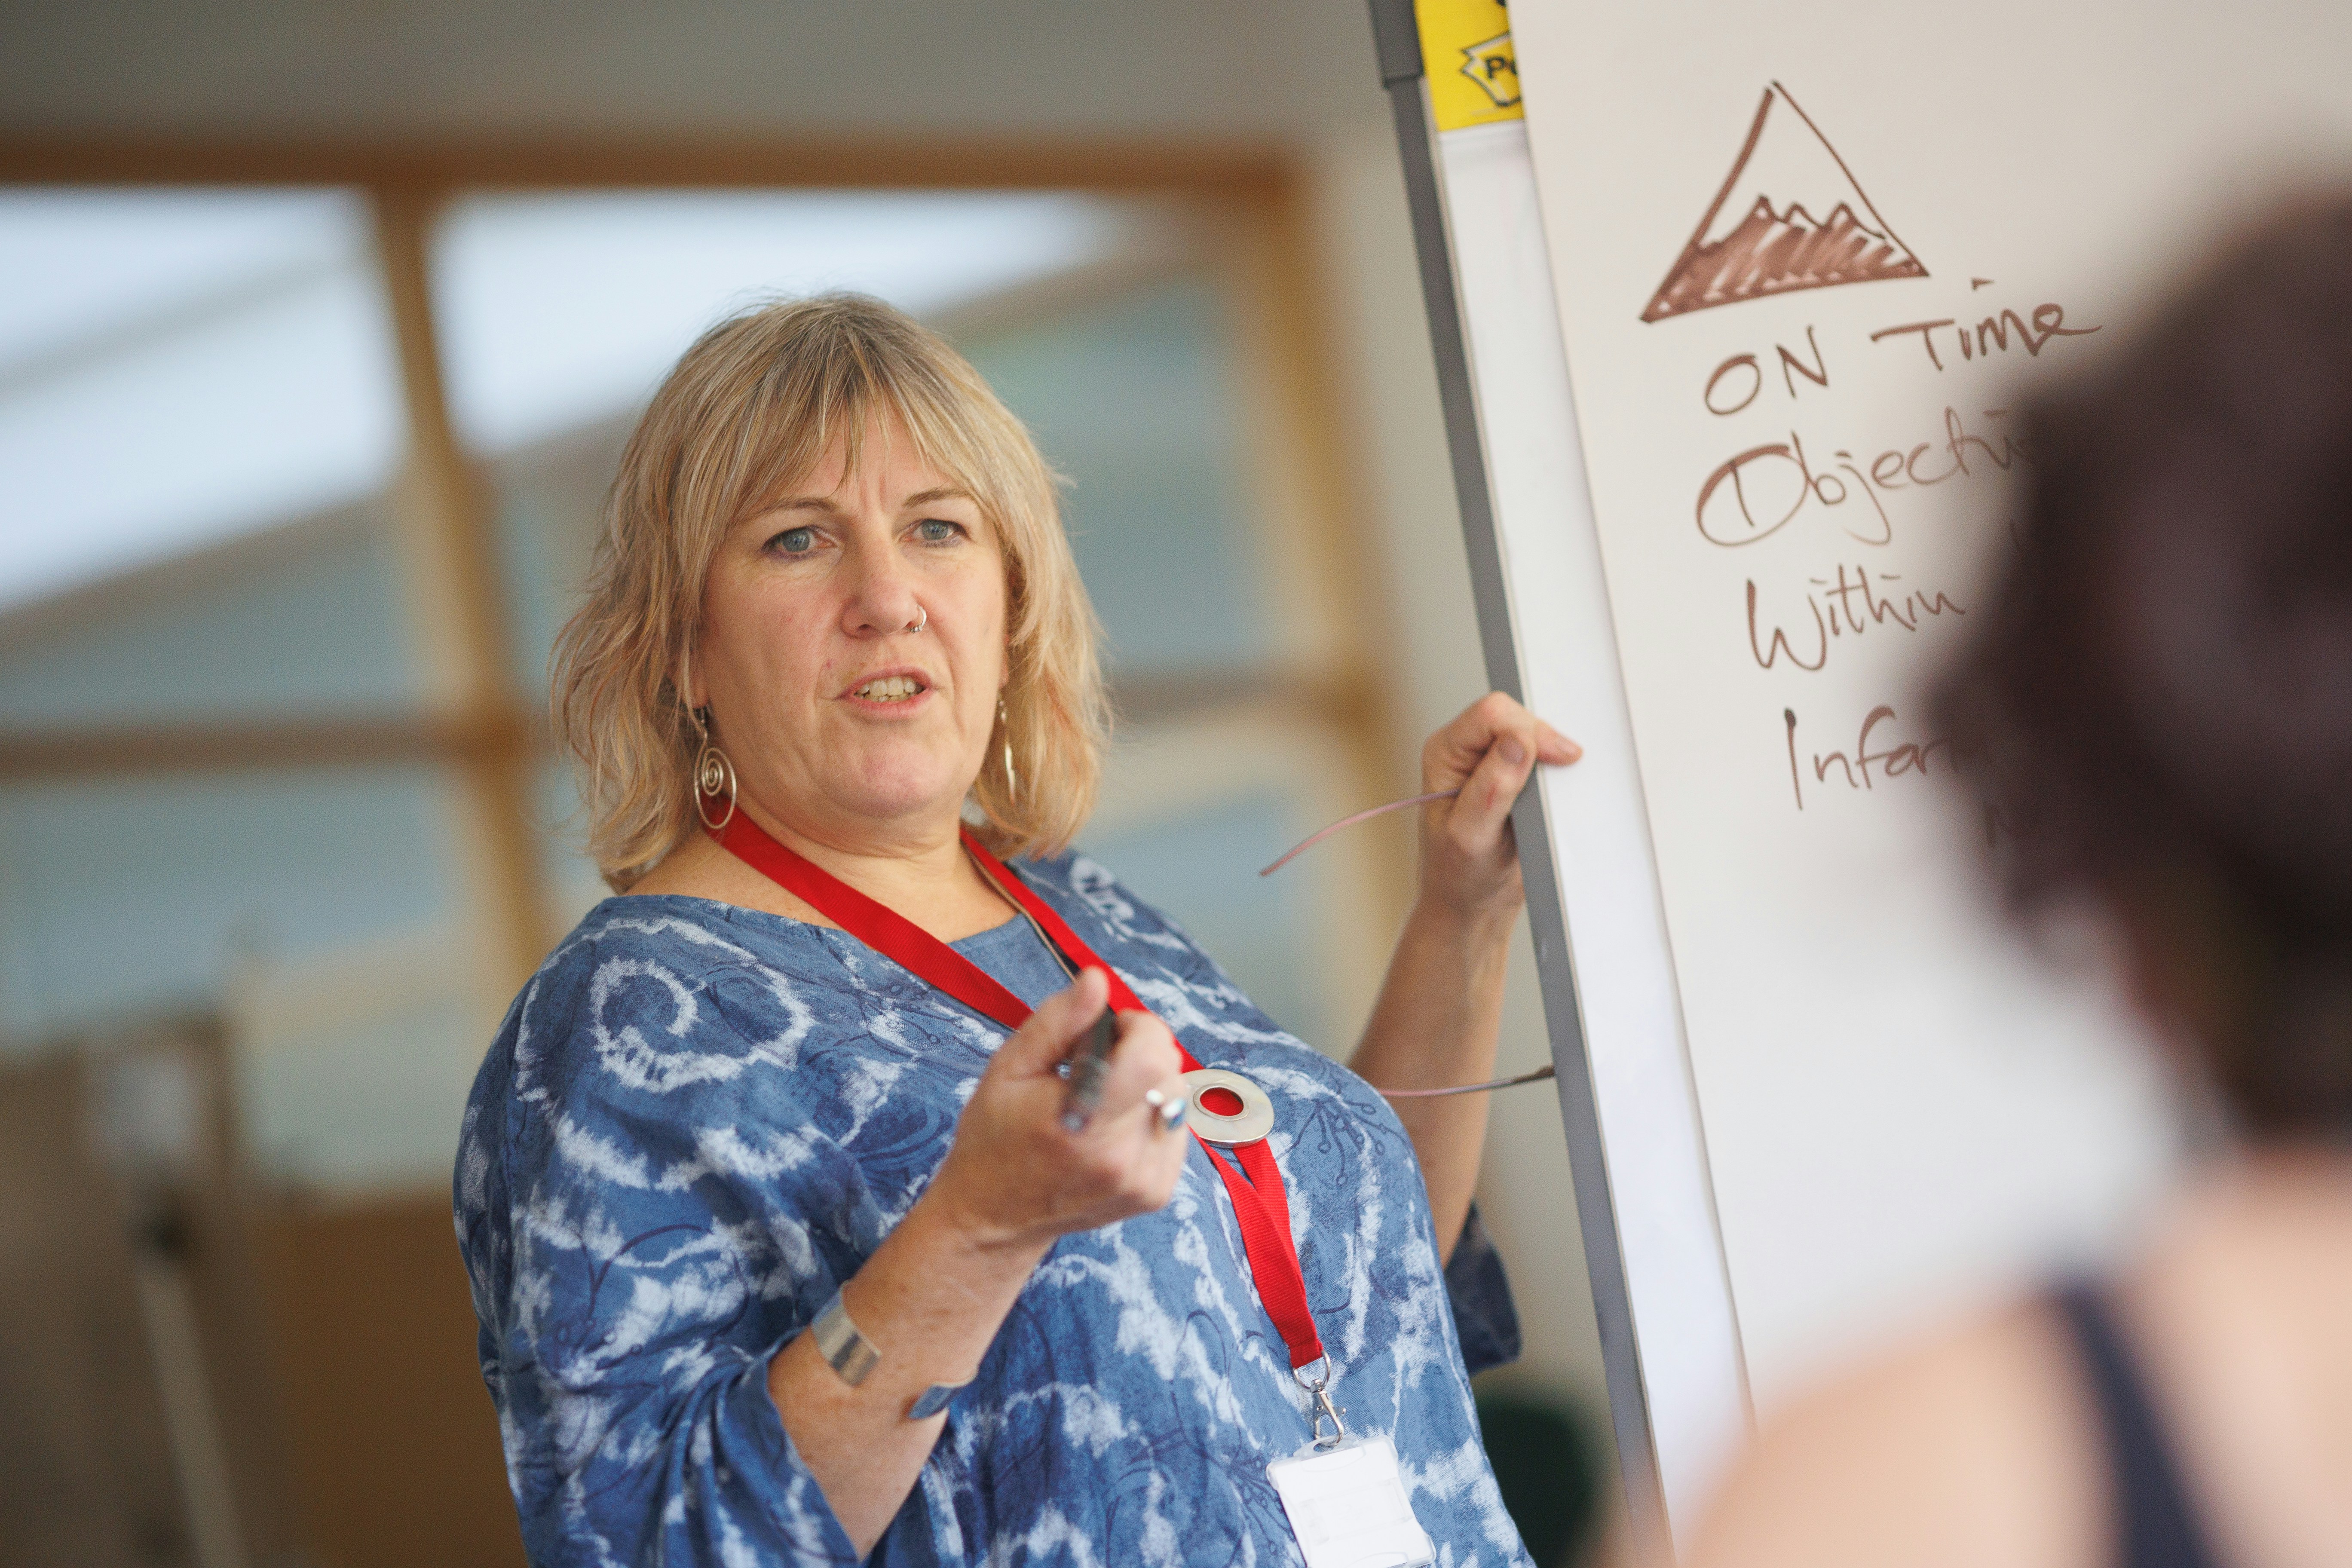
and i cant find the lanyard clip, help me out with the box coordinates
[1294,1356,1348,1450]
[1308,1384,1348,1450]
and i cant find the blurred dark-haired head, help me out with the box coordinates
[1935,198,2352,1138]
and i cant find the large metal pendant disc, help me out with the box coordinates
[1177,1067,1274,1147]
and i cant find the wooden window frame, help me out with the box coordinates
[0,135,1409,984]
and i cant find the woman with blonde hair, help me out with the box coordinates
[455,293,1576,1565]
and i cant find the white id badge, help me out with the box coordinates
[1266,1435,1436,1568]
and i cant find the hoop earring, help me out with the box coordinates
[690,704,738,832]
[998,698,1019,802]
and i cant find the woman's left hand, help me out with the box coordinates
[1353,694,1578,1256]
[1415,693,1580,931]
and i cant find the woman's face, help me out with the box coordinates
[694,419,1008,850]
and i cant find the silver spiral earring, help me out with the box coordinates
[690,704,738,832]
[998,697,1020,802]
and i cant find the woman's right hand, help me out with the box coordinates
[770,970,1189,1553]
[926,968,1191,1253]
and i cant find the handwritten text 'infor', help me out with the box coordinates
[1783,704,1953,810]
[1697,407,2026,548]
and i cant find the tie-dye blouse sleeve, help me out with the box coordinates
[456,865,1533,1568]
[454,917,914,1566]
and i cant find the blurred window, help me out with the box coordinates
[0,190,403,617]
[0,507,419,726]
[433,189,1154,728]
[961,273,1273,675]
[0,182,1393,1201]
[0,163,1426,1568]
[432,191,1133,455]
[0,769,463,1045]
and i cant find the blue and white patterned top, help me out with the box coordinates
[455,849,1531,1567]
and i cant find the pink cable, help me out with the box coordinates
[1260,785,1552,1105]
[1259,784,1553,1099]
[1376,1064,1557,1099]
[1258,788,1460,876]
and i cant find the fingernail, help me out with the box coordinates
[1500,737,1527,766]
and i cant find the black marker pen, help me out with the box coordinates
[1059,1008,1120,1132]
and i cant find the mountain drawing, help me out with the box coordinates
[1642,82,1926,323]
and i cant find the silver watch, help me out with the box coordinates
[810,1289,971,1420]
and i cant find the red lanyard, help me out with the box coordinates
[714,811,1327,1371]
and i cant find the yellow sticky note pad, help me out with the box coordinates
[1415,0,1522,131]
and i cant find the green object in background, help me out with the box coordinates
[1475,1384,1603,1568]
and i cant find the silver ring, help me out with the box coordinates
[1142,1087,1187,1133]
[906,605,927,634]
[1175,1067,1273,1146]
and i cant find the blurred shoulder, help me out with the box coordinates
[1684,1297,2099,1568]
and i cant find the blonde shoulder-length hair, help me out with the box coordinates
[551,293,1109,891]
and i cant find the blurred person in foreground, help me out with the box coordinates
[454,293,1573,1565]
[1689,203,2352,1568]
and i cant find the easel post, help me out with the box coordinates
[1366,1,1753,1556]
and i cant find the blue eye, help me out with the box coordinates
[916,519,959,543]
[772,527,816,555]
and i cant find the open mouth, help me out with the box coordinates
[851,674,927,703]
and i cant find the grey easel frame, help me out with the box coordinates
[1365,1,1674,1552]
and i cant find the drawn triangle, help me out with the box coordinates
[1641,82,1927,323]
